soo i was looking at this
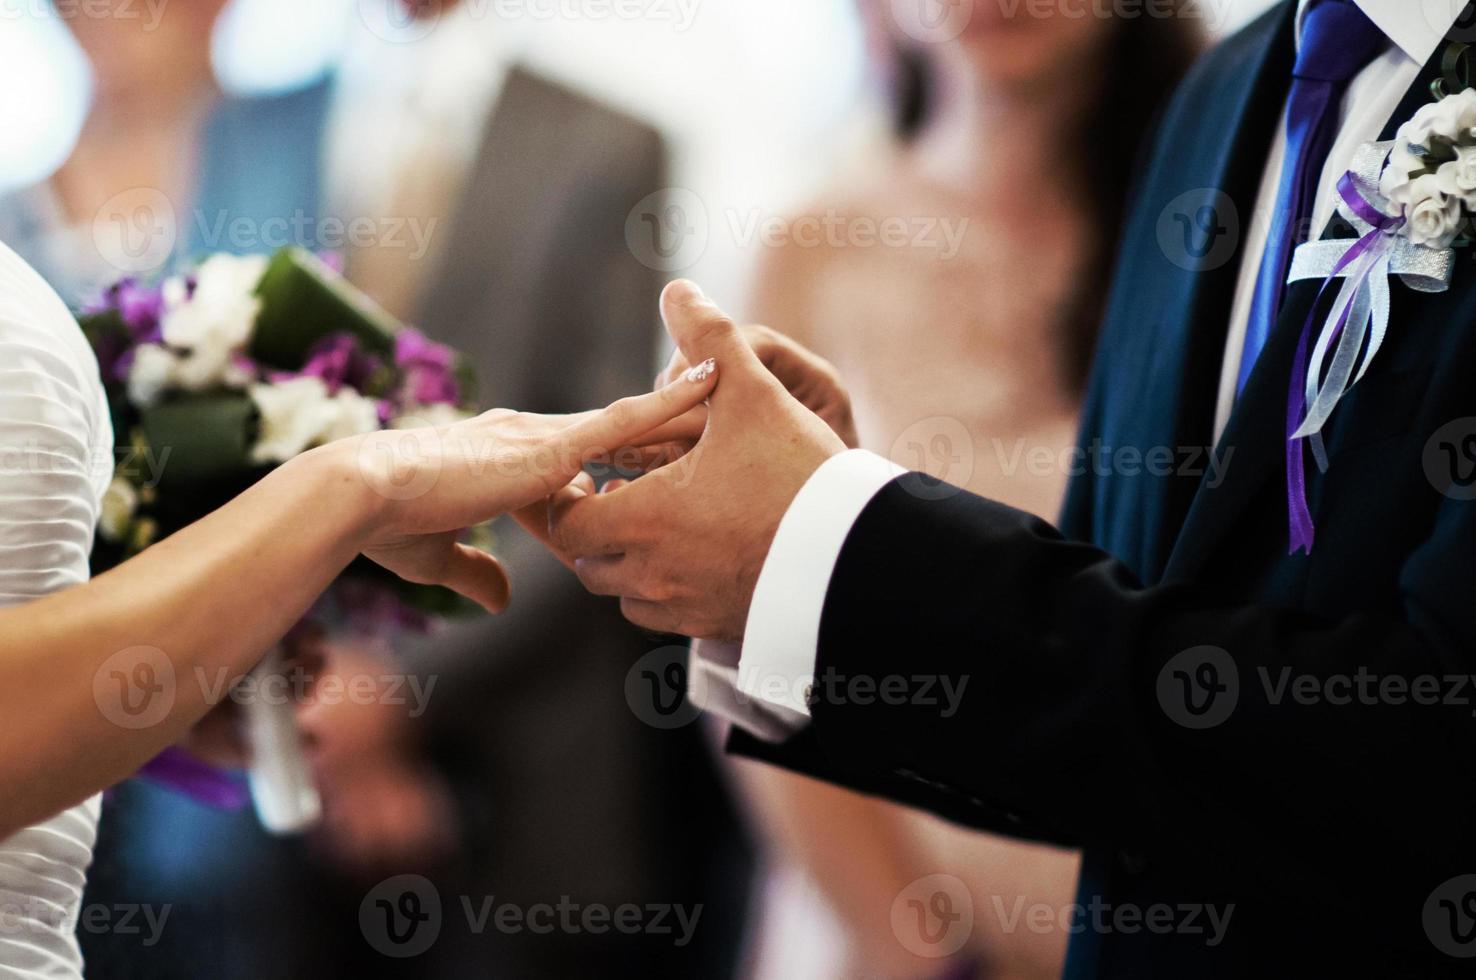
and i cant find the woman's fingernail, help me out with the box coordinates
[685,358,716,383]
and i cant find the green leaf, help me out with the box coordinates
[249,247,404,367]
[140,395,260,486]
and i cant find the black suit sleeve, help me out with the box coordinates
[734,475,1476,905]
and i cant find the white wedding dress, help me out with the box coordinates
[0,240,113,978]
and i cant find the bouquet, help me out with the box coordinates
[80,247,483,830]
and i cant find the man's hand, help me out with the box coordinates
[536,281,847,641]
[333,363,718,615]
[656,324,859,449]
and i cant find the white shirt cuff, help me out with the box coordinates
[687,644,811,742]
[735,449,905,720]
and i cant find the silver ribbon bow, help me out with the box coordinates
[1285,140,1456,468]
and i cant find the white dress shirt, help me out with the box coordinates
[692,0,1457,736]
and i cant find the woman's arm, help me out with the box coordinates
[0,368,717,838]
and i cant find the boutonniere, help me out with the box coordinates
[1282,91,1469,553]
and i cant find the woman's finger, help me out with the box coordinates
[560,359,717,467]
[436,544,510,614]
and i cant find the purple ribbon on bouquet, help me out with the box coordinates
[136,747,251,810]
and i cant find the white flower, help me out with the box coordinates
[1403,174,1464,249]
[321,389,383,443]
[1396,87,1476,148]
[160,254,268,391]
[99,476,139,541]
[391,402,471,430]
[126,344,180,407]
[249,376,336,463]
[1436,145,1476,202]
[249,378,384,464]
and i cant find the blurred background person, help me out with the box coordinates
[732,2,1202,977]
[0,1,750,976]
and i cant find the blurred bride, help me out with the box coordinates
[733,1,1201,976]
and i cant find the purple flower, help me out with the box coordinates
[330,579,433,636]
[115,280,165,343]
[316,250,346,275]
[394,329,460,406]
[286,333,382,394]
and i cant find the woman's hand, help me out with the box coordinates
[332,364,720,613]
[657,324,858,449]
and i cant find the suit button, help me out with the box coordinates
[1119,850,1149,874]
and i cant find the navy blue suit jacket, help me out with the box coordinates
[733,3,1476,974]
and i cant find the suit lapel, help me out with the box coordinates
[1165,12,1470,580]
[1083,1,1294,582]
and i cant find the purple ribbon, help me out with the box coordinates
[1284,171,1403,554]
[136,747,251,810]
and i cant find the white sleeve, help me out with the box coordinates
[687,449,904,737]
[0,241,111,605]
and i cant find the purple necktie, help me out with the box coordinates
[1237,0,1388,395]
